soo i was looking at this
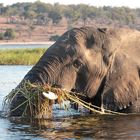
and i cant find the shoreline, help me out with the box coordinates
[0,41,55,45]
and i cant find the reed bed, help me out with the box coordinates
[0,48,46,65]
[3,81,126,118]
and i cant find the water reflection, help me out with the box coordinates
[6,115,140,139]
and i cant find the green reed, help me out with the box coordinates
[0,48,46,65]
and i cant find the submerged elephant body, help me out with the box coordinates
[9,27,140,116]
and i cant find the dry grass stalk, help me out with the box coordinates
[3,81,126,118]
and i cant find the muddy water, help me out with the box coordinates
[0,65,140,140]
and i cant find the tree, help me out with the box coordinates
[49,35,59,41]
[77,4,91,26]
[4,6,18,16]
[34,1,49,13]
[23,10,37,19]
[0,33,4,40]
[4,28,16,40]
[48,10,62,24]
[0,3,3,15]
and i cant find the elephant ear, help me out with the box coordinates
[101,53,140,111]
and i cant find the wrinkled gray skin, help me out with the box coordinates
[10,27,140,116]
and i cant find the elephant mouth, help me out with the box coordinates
[5,82,77,117]
[41,85,89,112]
[5,80,91,118]
[69,88,91,111]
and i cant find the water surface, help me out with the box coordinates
[0,65,140,140]
[0,44,51,49]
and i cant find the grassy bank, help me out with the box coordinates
[0,48,46,65]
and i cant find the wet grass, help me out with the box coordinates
[4,81,126,118]
[0,48,46,65]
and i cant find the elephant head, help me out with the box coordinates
[9,27,140,117]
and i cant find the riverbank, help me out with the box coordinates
[0,48,46,65]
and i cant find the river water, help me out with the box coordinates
[0,44,51,49]
[0,65,140,139]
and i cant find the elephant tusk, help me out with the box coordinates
[42,91,58,100]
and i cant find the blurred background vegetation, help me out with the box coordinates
[0,2,139,27]
[0,48,46,65]
[0,1,140,42]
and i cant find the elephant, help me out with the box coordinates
[8,27,140,117]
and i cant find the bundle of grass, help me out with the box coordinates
[3,81,126,118]
[4,81,64,118]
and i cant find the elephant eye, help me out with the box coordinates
[73,59,83,69]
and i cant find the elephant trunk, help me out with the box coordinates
[25,55,62,85]
[9,55,62,117]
